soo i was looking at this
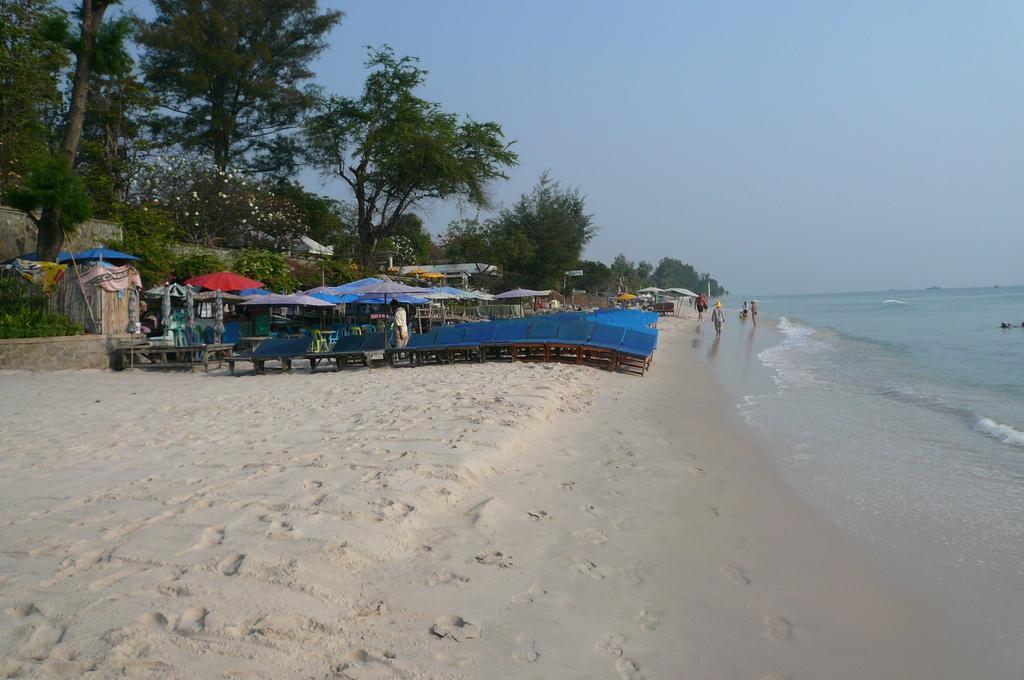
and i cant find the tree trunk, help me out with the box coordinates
[36,0,110,262]
[358,236,377,272]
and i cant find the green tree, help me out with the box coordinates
[31,0,127,261]
[652,256,726,296]
[442,217,491,264]
[575,259,613,295]
[304,46,518,269]
[0,0,70,201]
[173,251,225,280]
[488,173,596,290]
[384,213,431,266]
[8,152,92,234]
[138,0,342,174]
[115,203,178,286]
[635,260,653,287]
[609,254,635,292]
[233,249,297,292]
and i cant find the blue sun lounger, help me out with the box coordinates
[616,329,659,376]
[444,322,497,362]
[511,319,561,361]
[416,325,467,365]
[389,331,436,366]
[581,324,627,371]
[307,333,363,372]
[545,321,596,364]
[482,321,529,361]
[226,337,311,375]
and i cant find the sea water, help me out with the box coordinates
[691,286,1024,677]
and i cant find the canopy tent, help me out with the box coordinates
[666,287,698,297]
[465,290,495,301]
[238,287,271,296]
[309,291,344,305]
[331,277,385,293]
[194,290,247,303]
[186,271,265,292]
[145,283,192,297]
[422,291,459,300]
[353,293,430,305]
[240,293,334,307]
[303,285,341,296]
[638,286,664,293]
[494,288,551,299]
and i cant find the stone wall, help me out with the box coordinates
[0,333,129,371]
[0,206,123,262]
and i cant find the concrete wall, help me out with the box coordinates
[0,206,123,262]
[0,333,129,371]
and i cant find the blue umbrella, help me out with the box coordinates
[64,247,139,263]
[5,251,72,264]
[310,291,344,304]
[332,277,385,293]
[238,287,272,296]
[353,293,430,305]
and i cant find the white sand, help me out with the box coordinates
[0,317,972,678]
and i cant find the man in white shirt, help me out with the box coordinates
[390,299,408,347]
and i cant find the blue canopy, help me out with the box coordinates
[353,293,430,305]
[310,291,344,304]
[65,247,139,262]
[238,287,272,296]
[5,251,72,264]
[332,277,385,293]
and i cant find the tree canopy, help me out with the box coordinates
[138,0,342,174]
[304,46,518,268]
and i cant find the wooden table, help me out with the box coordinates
[114,343,235,372]
[238,336,271,351]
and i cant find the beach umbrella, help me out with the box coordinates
[161,285,172,327]
[238,286,271,296]
[66,247,139,263]
[185,284,196,338]
[353,293,430,305]
[332,277,385,294]
[213,290,225,342]
[353,279,433,304]
[146,283,189,297]
[617,293,637,301]
[310,291,344,304]
[495,288,546,299]
[240,293,334,307]
[638,286,664,293]
[126,287,141,334]
[186,271,264,292]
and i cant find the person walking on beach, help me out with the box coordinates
[696,294,707,321]
[711,300,726,337]
[741,301,748,320]
[390,299,409,348]
[750,299,758,326]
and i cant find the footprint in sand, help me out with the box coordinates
[595,633,625,658]
[22,622,65,658]
[580,504,600,516]
[428,570,469,586]
[137,612,169,629]
[175,607,208,635]
[303,480,323,491]
[5,602,39,619]
[720,565,750,585]
[572,559,606,580]
[429,614,480,641]
[764,616,793,641]
[637,608,661,631]
[217,553,245,576]
[704,505,720,517]
[615,656,644,679]
[179,526,224,554]
[526,510,551,521]
[475,551,514,569]
[560,481,575,491]
[572,528,609,545]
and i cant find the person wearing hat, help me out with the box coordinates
[710,300,726,337]
[390,299,409,348]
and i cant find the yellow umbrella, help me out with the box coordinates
[405,269,429,277]
[420,272,445,279]
[617,293,637,301]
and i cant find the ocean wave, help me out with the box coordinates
[882,299,907,304]
[975,417,1024,448]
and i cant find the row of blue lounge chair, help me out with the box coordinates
[225,319,658,376]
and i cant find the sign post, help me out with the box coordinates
[563,270,584,306]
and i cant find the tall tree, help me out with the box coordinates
[305,47,518,269]
[139,0,342,174]
[19,0,124,262]
[489,173,596,290]
[0,0,69,202]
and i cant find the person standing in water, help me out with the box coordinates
[750,299,758,326]
[711,300,726,337]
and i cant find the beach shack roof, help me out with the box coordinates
[666,287,698,297]
[398,263,499,277]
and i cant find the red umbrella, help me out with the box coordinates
[185,271,265,292]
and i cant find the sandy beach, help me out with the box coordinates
[0,315,973,678]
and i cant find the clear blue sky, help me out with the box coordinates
[123,1,1024,294]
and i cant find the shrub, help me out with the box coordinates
[115,203,179,287]
[173,251,226,281]
[233,249,297,292]
[0,278,82,338]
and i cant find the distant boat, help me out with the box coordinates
[927,286,942,290]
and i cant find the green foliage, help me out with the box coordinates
[139,0,342,173]
[0,0,70,201]
[574,259,613,294]
[0,278,82,339]
[304,46,518,267]
[173,251,226,281]
[115,203,178,287]
[488,173,596,290]
[442,218,491,264]
[8,152,92,232]
[272,180,349,246]
[288,257,358,290]
[233,249,297,292]
[385,213,431,266]
[653,257,726,296]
